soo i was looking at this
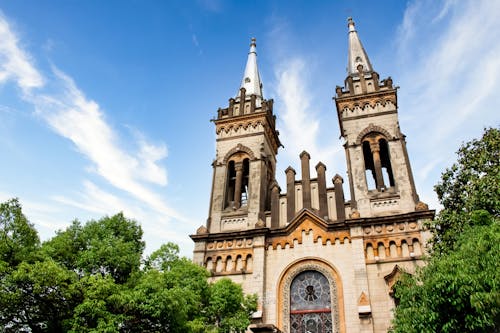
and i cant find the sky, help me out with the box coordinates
[0,0,499,257]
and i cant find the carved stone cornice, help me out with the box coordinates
[335,89,397,112]
[190,226,269,242]
[214,112,282,154]
[345,209,435,227]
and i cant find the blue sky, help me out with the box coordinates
[0,0,499,256]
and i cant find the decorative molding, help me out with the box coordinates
[335,89,397,108]
[196,225,208,234]
[355,124,394,145]
[221,216,248,231]
[415,201,429,211]
[222,143,256,163]
[267,212,351,249]
[384,265,403,296]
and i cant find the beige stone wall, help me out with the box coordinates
[263,228,359,332]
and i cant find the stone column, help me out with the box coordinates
[228,98,235,117]
[239,87,246,116]
[370,142,385,190]
[234,162,244,209]
[300,151,312,209]
[271,182,280,229]
[250,94,256,113]
[316,162,328,219]
[285,167,296,222]
[333,174,346,222]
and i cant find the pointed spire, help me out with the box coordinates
[238,37,263,99]
[347,17,373,76]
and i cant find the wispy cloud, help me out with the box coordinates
[0,13,187,238]
[268,18,342,181]
[395,0,500,207]
[397,0,500,153]
[0,11,43,91]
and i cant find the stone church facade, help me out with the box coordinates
[191,18,434,333]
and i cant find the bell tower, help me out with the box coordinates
[206,38,281,234]
[335,18,421,218]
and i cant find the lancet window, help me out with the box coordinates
[225,155,250,209]
[362,133,394,191]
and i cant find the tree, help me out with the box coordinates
[0,198,40,267]
[392,215,499,332]
[144,242,181,272]
[0,201,258,333]
[43,213,145,283]
[68,274,126,333]
[431,127,500,253]
[392,127,500,332]
[0,259,80,333]
[121,244,210,332]
[205,278,258,333]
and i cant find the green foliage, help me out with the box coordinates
[431,127,500,253]
[392,128,500,332]
[144,242,180,271]
[0,259,80,332]
[68,274,126,333]
[392,219,500,332]
[43,213,145,283]
[205,278,258,333]
[0,198,40,267]
[0,199,257,332]
[121,258,210,332]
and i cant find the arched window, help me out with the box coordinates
[379,138,395,187]
[361,133,395,191]
[226,161,236,207]
[225,156,250,209]
[362,141,376,190]
[290,271,333,333]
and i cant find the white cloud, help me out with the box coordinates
[395,0,500,207]
[0,12,188,235]
[52,180,191,254]
[272,55,342,182]
[30,67,184,222]
[0,12,44,91]
[275,58,318,156]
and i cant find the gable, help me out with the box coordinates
[268,209,351,250]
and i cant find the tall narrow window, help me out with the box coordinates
[241,158,249,206]
[362,141,376,190]
[379,139,394,187]
[225,161,236,208]
[290,271,333,333]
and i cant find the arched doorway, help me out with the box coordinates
[290,270,332,332]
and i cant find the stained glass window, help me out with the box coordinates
[290,271,332,333]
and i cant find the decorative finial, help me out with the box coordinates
[251,37,256,46]
[348,17,356,32]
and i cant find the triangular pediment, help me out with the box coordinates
[267,209,350,250]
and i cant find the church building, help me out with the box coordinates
[191,18,434,333]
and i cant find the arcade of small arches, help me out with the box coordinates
[205,253,254,275]
[364,238,422,261]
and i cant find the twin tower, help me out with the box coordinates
[191,18,433,333]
